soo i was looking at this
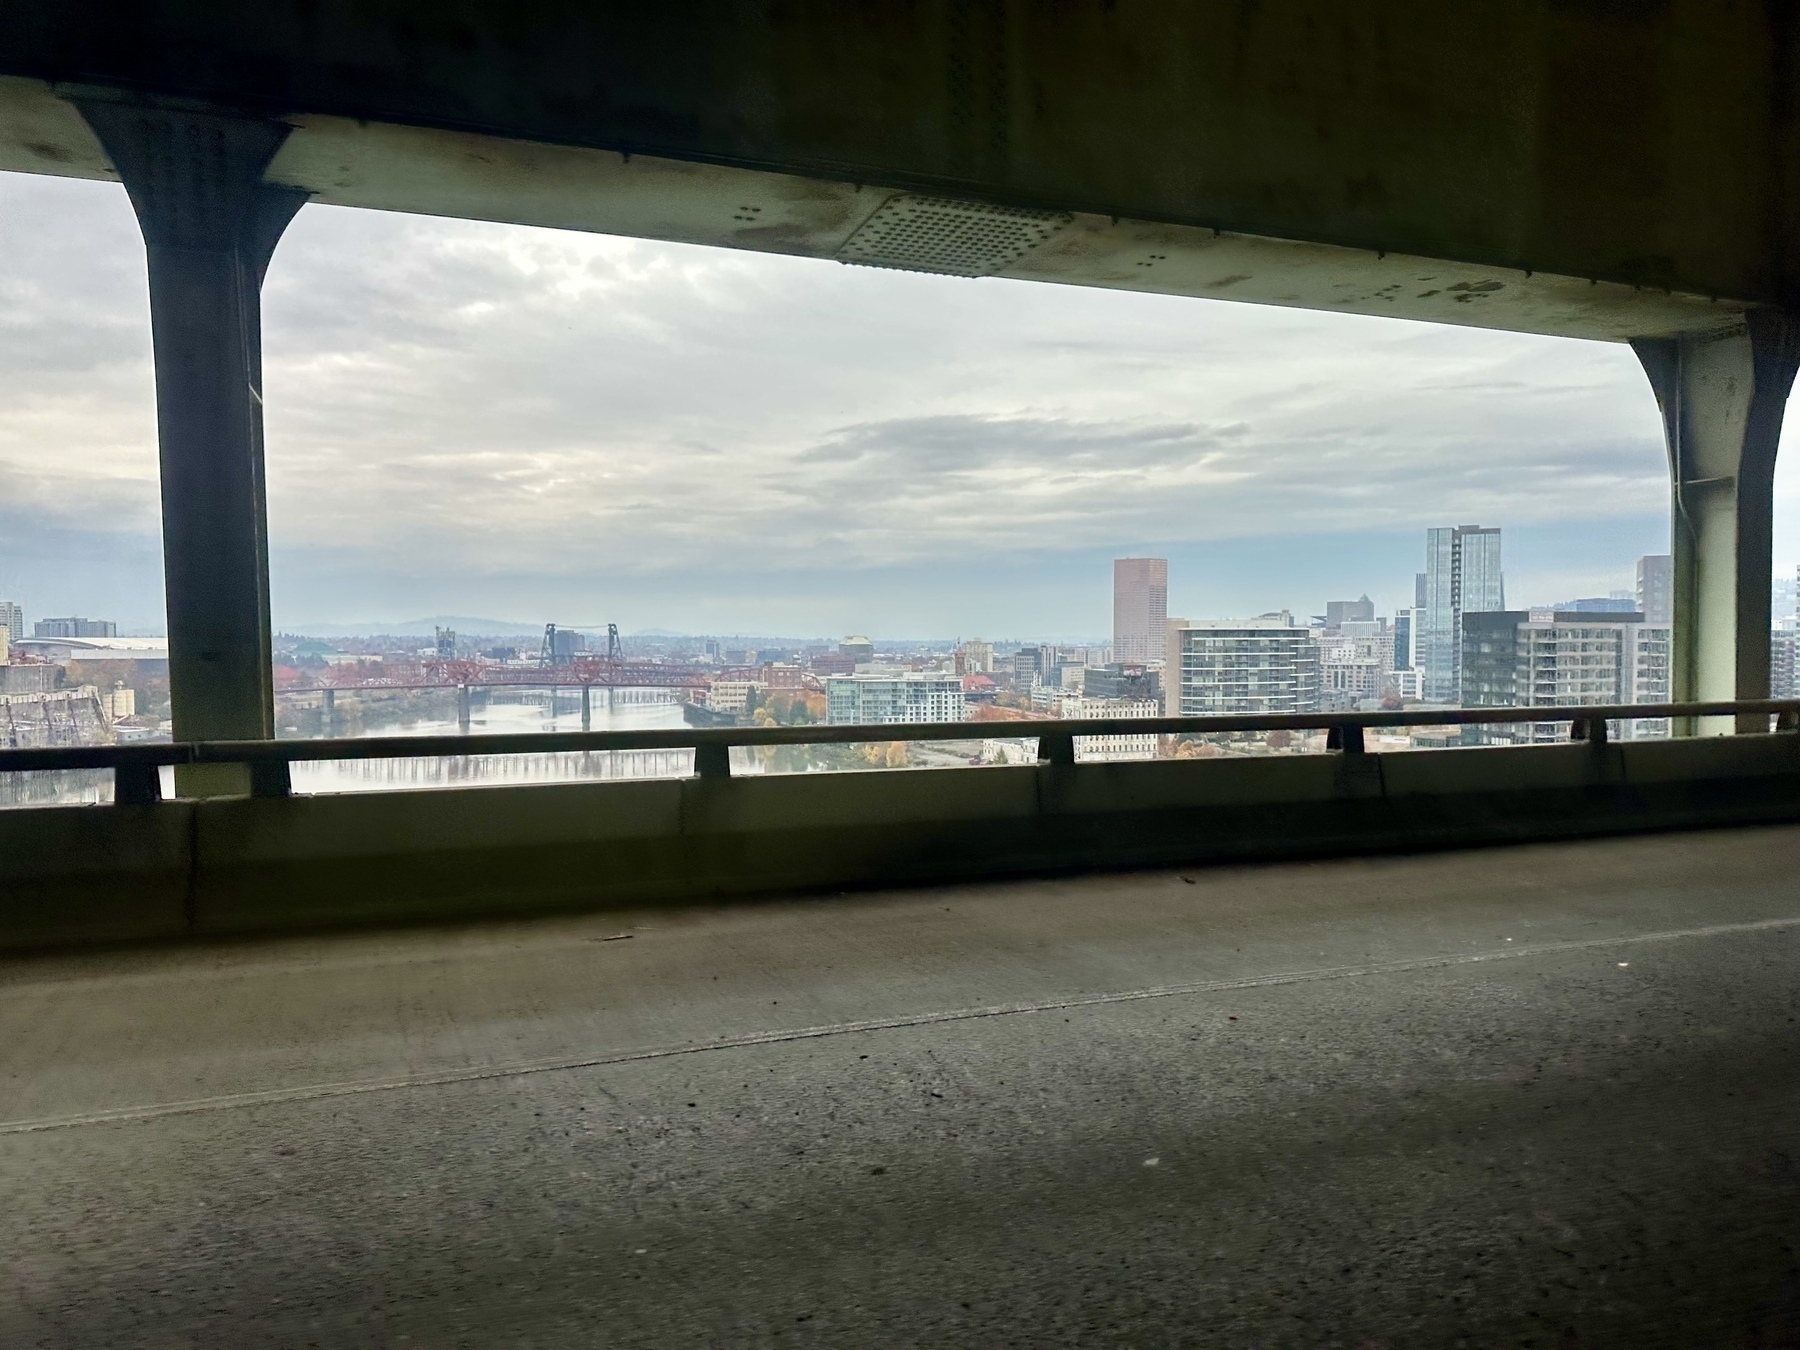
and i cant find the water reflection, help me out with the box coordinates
[289,688,691,795]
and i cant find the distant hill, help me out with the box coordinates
[277,615,545,638]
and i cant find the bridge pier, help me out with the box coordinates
[581,685,591,732]
[456,685,471,733]
[1635,315,1800,735]
[322,688,336,736]
[74,96,306,797]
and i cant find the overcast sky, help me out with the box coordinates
[6,169,1800,640]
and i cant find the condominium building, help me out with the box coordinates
[1636,554,1673,627]
[1461,609,1671,742]
[1317,645,1384,709]
[1773,631,1796,700]
[0,602,22,658]
[955,639,995,674]
[1419,525,1504,703]
[1391,608,1415,673]
[1164,614,1321,715]
[826,671,967,725]
[34,616,116,639]
[1113,558,1168,664]
[1012,645,1050,690]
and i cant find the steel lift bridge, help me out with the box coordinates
[2,4,1800,1344]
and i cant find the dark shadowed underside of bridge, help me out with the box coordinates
[4,4,1800,1344]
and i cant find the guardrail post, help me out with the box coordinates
[74,94,308,797]
[693,742,732,780]
[1037,731,1077,766]
[1326,724,1364,754]
[249,760,292,798]
[113,763,162,806]
[1569,716,1610,745]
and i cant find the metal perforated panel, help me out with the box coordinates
[836,194,1073,277]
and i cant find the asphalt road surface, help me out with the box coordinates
[4,826,1798,1346]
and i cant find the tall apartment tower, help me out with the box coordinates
[1113,558,1168,664]
[1420,525,1504,703]
[1165,614,1321,715]
[0,602,21,658]
[1636,554,1673,627]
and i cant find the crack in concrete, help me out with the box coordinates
[4,914,1795,1136]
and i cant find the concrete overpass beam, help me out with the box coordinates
[1634,315,1800,734]
[72,97,306,795]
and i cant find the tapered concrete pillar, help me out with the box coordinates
[1633,314,1800,735]
[75,96,306,794]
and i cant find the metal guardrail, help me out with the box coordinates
[2,700,1797,804]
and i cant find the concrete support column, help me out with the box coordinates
[581,684,592,732]
[1633,314,1800,734]
[74,96,306,794]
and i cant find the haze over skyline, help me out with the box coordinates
[6,170,1800,637]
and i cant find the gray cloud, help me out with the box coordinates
[0,168,1783,633]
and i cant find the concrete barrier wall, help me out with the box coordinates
[3,736,1798,950]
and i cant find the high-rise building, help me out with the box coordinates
[839,636,875,665]
[1462,608,1670,742]
[33,617,116,639]
[1558,597,1638,614]
[1419,526,1504,703]
[1773,632,1797,700]
[826,671,966,725]
[0,602,22,657]
[1012,645,1048,689]
[1636,555,1673,627]
[1165,613,1320,715]
[1323,596,1375,630]
[1392,610,1414,672]
[1315,619,1394,710]
[1113,558,1168,665]
[955,639,994,674]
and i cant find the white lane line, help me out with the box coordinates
[3,914,1796,1136]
